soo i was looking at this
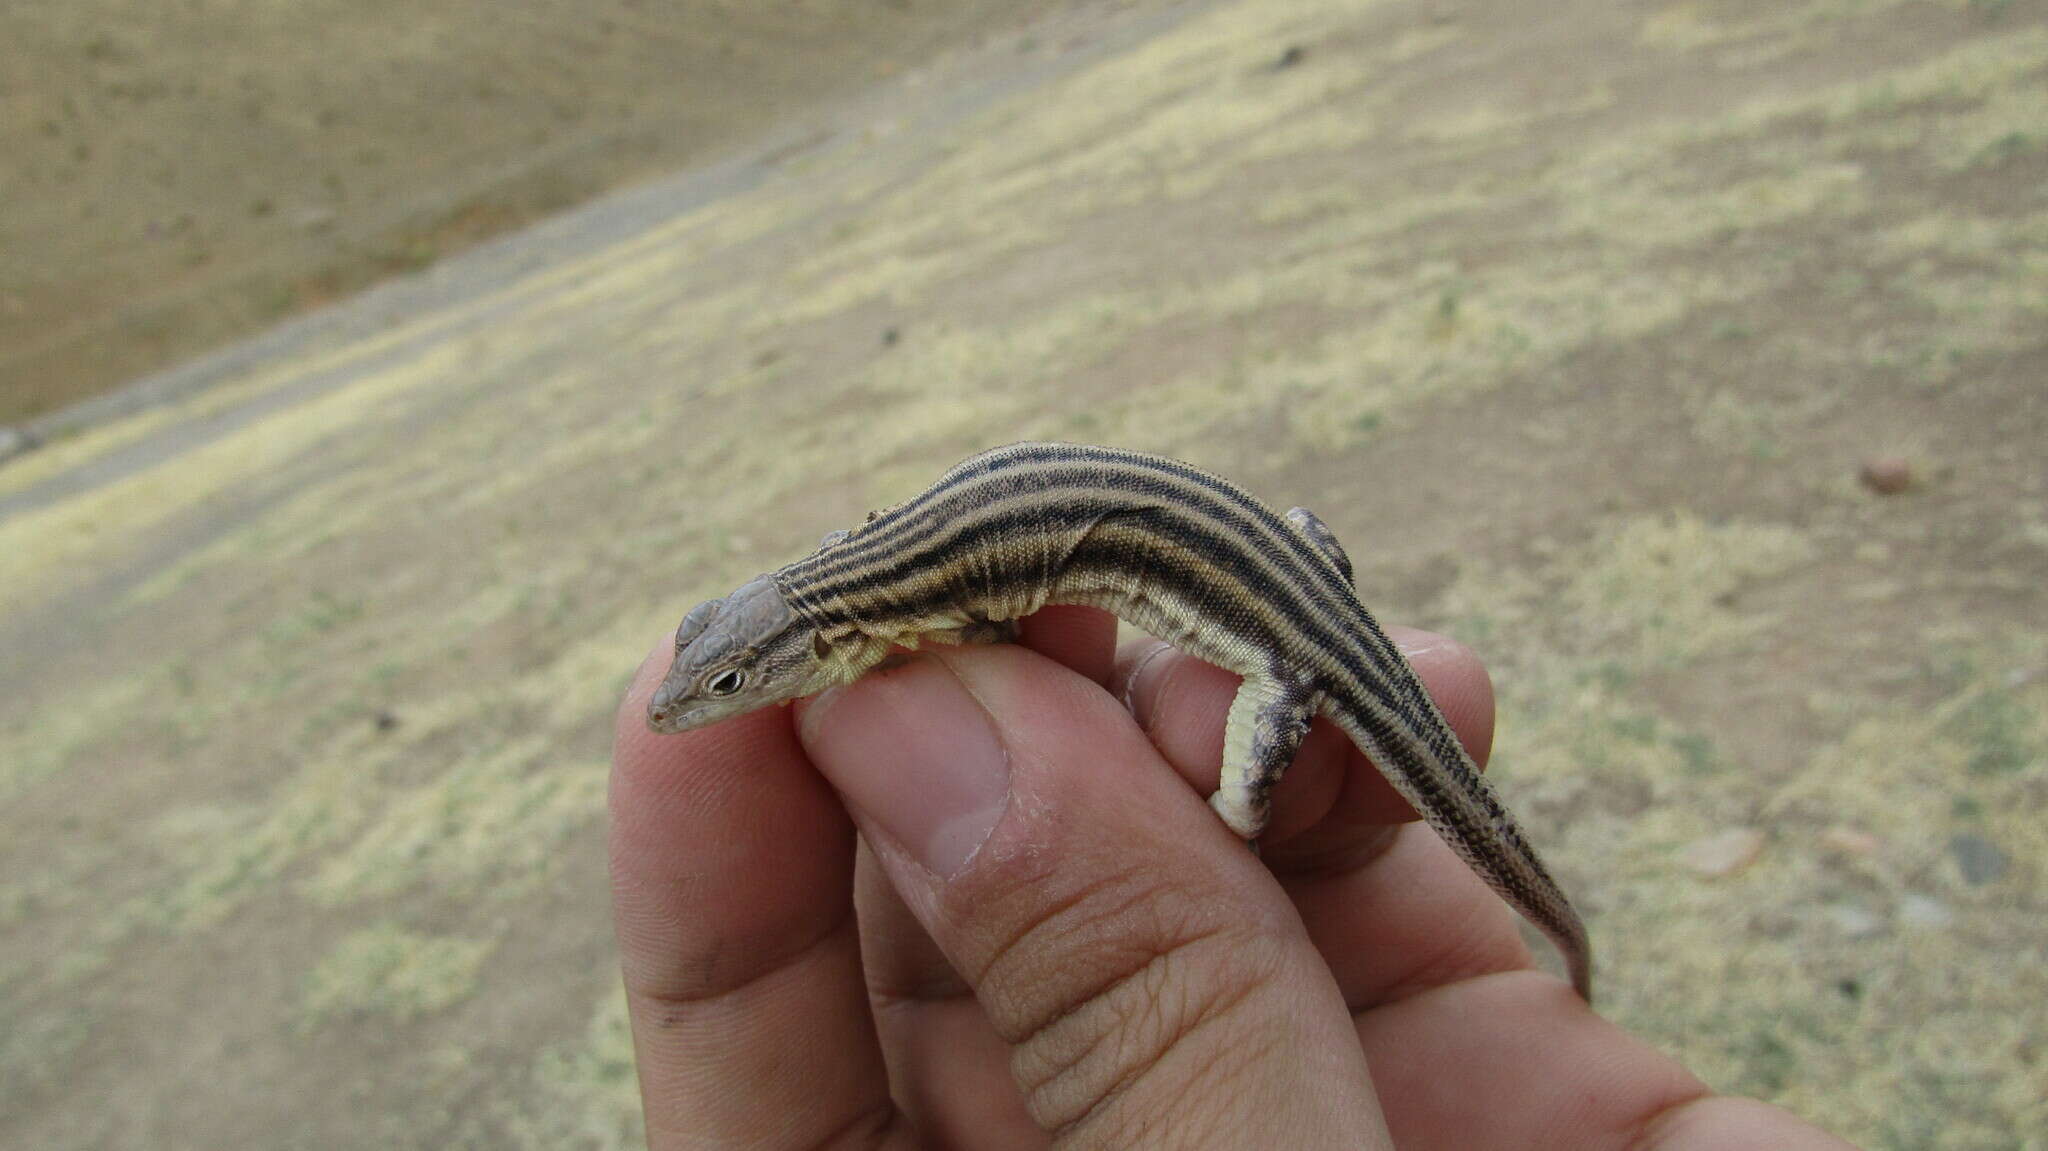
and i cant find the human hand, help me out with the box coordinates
[612,606,1859,1149]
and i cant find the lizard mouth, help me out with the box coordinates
[647,681,693,732]
[647,703,695,733]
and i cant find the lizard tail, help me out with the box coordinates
[1324,702,1594,1004]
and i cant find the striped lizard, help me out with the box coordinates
[647,442,1593,1001]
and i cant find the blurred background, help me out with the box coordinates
[1,0,2042,1147]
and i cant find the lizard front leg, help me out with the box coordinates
[1210,675,1313,840]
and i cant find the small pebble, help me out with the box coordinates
[1898,894,1953,929]
[1948,833,2008,885]
[1859,456,1912,495]
[1677,827,1765,877]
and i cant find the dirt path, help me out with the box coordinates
[3,1,2043,1148]
[0,0,1063,423]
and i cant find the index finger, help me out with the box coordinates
[610,637,901,1149]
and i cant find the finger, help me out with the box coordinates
[1358,971,1856,1151]
[1360,971,1702,1149]
[799,644,1396,1147]
[854,841,1046,1149]
[1293,825,1534,1008]
[1635,1097,1862,1151]
[1116,628,1539,1005]
[1015,604,1120,687]
[862,602,1123,999]
[848,603,1123,1147]
[611,637,905,1150]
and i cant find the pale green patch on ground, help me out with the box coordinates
[0,1005,94,1102]
[1408,83,1618,143]
[1689,387,1834,459]
[1274,261,1767,449]
[300,923,494,1028]
[1640,0,1952,53]
[1560,158,1873,247]
[1810,25,2048,127]
[1858,206,2048,383]
[0,674,151,800]
[154,756,384,930]
[1437,509,1818,784]
[497,985,644,1151]
[1558,513,1816,669]
[758,0,1422,323]
[304,743,605,905]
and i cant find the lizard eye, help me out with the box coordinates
[703,669,747,697]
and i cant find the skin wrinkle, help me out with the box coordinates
[1020,926,1283,1141]
[1627,1098,1792,1151]
[610,798,861,1005]
[798,1098,910,1151]
[852,840,978,1006]
[621,902,858,1014]
[1279,828,1538,1012]
[1263,805,1404,879]
[968,863,1182,1039]
[1073,995,1291,1149]
[1353,879,1531,1011]
[1010,917,1232,1093]
[624,911,894,1151]
[864,952,976,1007]
[1605,1070,1717,1151]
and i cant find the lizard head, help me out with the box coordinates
[647,576,845,733]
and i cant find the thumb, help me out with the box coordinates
[798,645,1394,1148]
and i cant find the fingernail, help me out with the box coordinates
[1395,634,1450,658]
[799,656,1010,877]
[1116,639,1176,730]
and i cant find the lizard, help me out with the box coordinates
[647,441,1593,1001]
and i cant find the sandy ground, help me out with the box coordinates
[2,0,2045,1147]
[0,0,1044,423]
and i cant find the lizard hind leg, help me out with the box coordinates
[1210,676,1313,841]
[1286,506,1354,585]
[923,618,1021,646]
[955,618,1021,645]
